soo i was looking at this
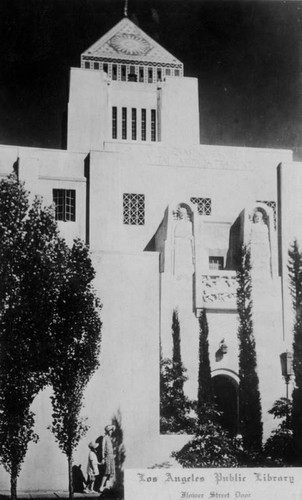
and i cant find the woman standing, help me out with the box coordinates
[99,425,116,494]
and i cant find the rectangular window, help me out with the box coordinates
[121,65,126,81]
[190,197,212,215]
[112,107,117,139]
[112,64,117,80]
[85,61,90,69]
[157,68,162,81]
[174,69,180,76]
[94,62,99,70]
[151,109,156,142]
[53,189,76,222]
[148,67,153,83]
[103,63,108,74]
[123,193,145,225]
[209,257,224,270]
[141,109,146,141]
[139,67,144,82]
[166,68,171,76]
[131,108,137,140]
[122,107,127,140]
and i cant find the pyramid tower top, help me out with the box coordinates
[81,17,183,80]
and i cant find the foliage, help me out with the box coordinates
[197,309,213,416]
[48,239,102,497]
[288,240,302,463]
[160,357,195,433]
[0,176,63,499]
[264,398,295,464]
[236,246,263,453]
[172,403,240,467]
[110,410,126,498]
[160,310,195,434]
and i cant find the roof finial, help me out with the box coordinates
[124,0,128,17]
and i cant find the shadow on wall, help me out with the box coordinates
[72,464,87,493]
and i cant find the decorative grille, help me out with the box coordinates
[256,200,277,228]
[190,197,212,215]
[123,193,145,225]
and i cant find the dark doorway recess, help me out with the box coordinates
[213,375,238,436]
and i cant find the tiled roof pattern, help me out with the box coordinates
[81,17,182,66]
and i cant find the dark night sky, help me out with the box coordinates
[0,0,301,153]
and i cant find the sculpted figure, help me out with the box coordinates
[173,206,194,278]
[250,210,271,277]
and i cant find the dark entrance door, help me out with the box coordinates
[212,375,238,436]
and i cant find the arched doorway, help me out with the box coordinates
[212,374,239,436]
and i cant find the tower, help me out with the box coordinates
[67,17,200,151]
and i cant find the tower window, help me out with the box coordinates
[112,64,117,80]
[123,193,145,225]
[148,68,153,83]
[121,65,126,81]
[209,257,224,270]
[139,67,144,82]
[122,107,127,140]
[141,109,146,141]
[94,62,99,70]
[151,109,156,142]
[112,107,117,139]
[190,197,212,215]
[53,189,76,222]
[131,108,137,140]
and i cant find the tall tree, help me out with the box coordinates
[160,309,194,433]
[288,240,302,463]
[49,239,102,500]
[236,246,263,453]
[197,308,213,418]
[0,176,62,500]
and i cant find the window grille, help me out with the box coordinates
[131,108,137,140]
[112,107,117,139]
[166,68,171,76]
[141,109,146,141]
[190,197,212,215]
[209,257,224,270]
[256,200,277,228]
[122,107,127,140]
[53,189,76,222]
[123,193,145,225]
[151,109,156,142]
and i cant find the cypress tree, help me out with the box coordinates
[160,309,193,433]
[237,246,263,452]
[172,309,183,392]
[197,309,214,418]
[288,240,302,463]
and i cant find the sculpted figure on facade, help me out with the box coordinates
[250,208,272,278]
[173,205,194,278]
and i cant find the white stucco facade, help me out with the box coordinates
[0,15,301,491]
